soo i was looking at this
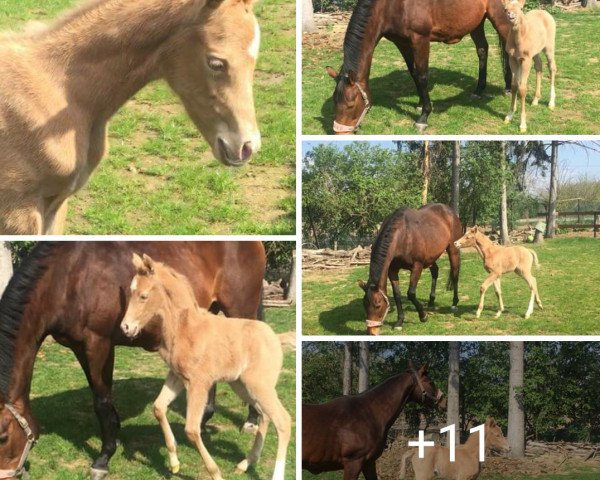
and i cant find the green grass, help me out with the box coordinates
[0,0,295,234]
[26,307,296,480]
[302,237,600,336]
[302,10,600,134]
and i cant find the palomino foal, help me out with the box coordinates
[502,0,556,132]
[400,418,509,480]
[0,0,261,234]
[121,254,291,480]
[454,227,542,319]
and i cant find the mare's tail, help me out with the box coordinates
[529,249,540,268]
[256,285,265,321]
[400,450,415,479]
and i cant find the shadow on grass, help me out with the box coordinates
[31,377,253,475]
[316,67,506,133]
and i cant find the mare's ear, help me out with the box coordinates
[418,363,429,375]
[142,254,156,275]
[326,66,338,79]
[357,280,368,292]
[346,71,357,85]
[408,359,415,370]
[132,253,146,274]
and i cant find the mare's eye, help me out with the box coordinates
[207,57,226,72]
[0,434,8,444]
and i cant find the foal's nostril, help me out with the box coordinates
[240,142,253,162]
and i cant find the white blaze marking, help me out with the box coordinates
[248,19,260,59]
[130,278,138,292]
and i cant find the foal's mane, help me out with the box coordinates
[334,0,377,101]
[368,207,408,286]
[0,243,55,397]
[155,262,201,311]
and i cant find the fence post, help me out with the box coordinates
[595,213,598,238]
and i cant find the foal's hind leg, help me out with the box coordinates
[505,57,519,125]
[545,47,557,109]
[518,270,542,318]
[154,370,185,474]
[532,54,543,106]
[476,272,499,318]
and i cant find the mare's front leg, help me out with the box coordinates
[362,460,378,480]
[388,269,405,330]
[154,370,185,474]
[470,21,489,97]
[428,262,439,309]
[411,36,432,131]
[73,340,120,480]
[392,39,422,112]
[407,263,427,322]
[476,272,499,318]
[343,460,364,480]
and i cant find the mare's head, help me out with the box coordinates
[121,254,165,339]
[454,226,480,249]
[408,362,447,410]
[326,67,371,135]
[502,0,526,26]
[0,398,38,479]
[162,0,261,166]
[358,280,389,336]
[484,417,510,454]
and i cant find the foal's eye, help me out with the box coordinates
[140,293,149,301]
[207,57,226,73]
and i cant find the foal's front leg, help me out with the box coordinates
[154,370,185,474]
[476,272,499,318]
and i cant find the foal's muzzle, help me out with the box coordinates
[216,135,261,167]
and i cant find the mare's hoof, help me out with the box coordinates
[91,468,109,480]
[451,305,458,311]
[415,106,423,113]
[170,463,181,474]
[393,325,403,331]
[471,92,483,99]
[504,89,512,96]
[241,421,259,435]
[419,315,428,323]
[415,122,428,132]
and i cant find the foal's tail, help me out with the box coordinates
[529,249,540,268]
[400,450,414,479]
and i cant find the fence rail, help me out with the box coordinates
[537,210,600,238]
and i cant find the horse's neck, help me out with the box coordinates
[31,0,199,120]
[363,373,414,429]
[460,429,483,457]
[344,0,383,84]
[474,234,495,261]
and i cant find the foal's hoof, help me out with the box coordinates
[520,125,527,133]
[241,421,259,435]
[170,463,181,474]
[90,468,110,480]
[503,116,511,124]
[531,98,539,106]
[236,459,249,474]
[414,122,428,132]
[549,104,555,111]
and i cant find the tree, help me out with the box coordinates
[447,342,460,446]
[451,142,461,214]
[508,341,525,458]
[358,342,369,393]
[302,0,316,33]
[422,141,431,205]
[546,141,559,238]
[500,141,510,245]
[0,242,12,296]
[343,342,353,395]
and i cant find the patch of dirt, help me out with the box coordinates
[302,268,354,283]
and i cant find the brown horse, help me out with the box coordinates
[359,204,462,335]
[121,254,291,480]
[326,0,513,133]
[302,363,446,480]
[0,241,265,480]
[0,0,261,234]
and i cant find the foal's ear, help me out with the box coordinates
[142,254,156,275]
[132,253,146,273]
[326,66,338,80]
[357,279,368,292]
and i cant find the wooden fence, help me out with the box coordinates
[539,211,600,238]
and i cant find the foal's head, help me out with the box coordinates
[162,0,261,166]
[358,280,390,336]
[326,67,371,135]
[502,0,526,26]
[454,226,480,249]
[408,363,447,409]
[484,417,510,453]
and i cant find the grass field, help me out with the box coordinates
[0,0,295,234]
[302,237,600,336]
[302,9,600,135]
[26,308,296,480]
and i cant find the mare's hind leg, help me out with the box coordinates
[362,460,378,480]
[428,262,439,309]
[411,36,433,131]
[72,341,120,480]
[447,244,461,310]
[343,460,364,480]
[476,272,499,318]
[532,55,543,106]
[154,370,185,474]
[470,20,489,97]
[407,263,427,322]
[389,268,405,330]
[493,278,505,318]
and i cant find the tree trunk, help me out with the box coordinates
[500,141,510,245]
[508,341,525,458]
[546,141,558,239]
[302,0,316,33]
[447,341,460,446]
[286,250,296,304]
[0,242,12,297]
[343,342,353,395]
[358,342,369,393]
[421,141,430,206]
[451,142,461,214]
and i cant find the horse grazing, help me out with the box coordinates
[454,227,542,319]
[0,241,265,480]
[400,417,509,480]
[358,204,462,335]
[0,0,261,234]
[303,363,446,480]
[502,0,556,132]
[121,254,291,480]
[325,0,513,134]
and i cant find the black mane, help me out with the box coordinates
[368,207,408,285]
[334,0,376,102]
[0,243,55,397]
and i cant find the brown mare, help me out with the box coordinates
[302,363,446,480]
[121,254,291,480]
[359,204,462,335]
[0,242,265,480]
[326,0,513,133]
[400,417,509,480]
[0,0,261,234]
